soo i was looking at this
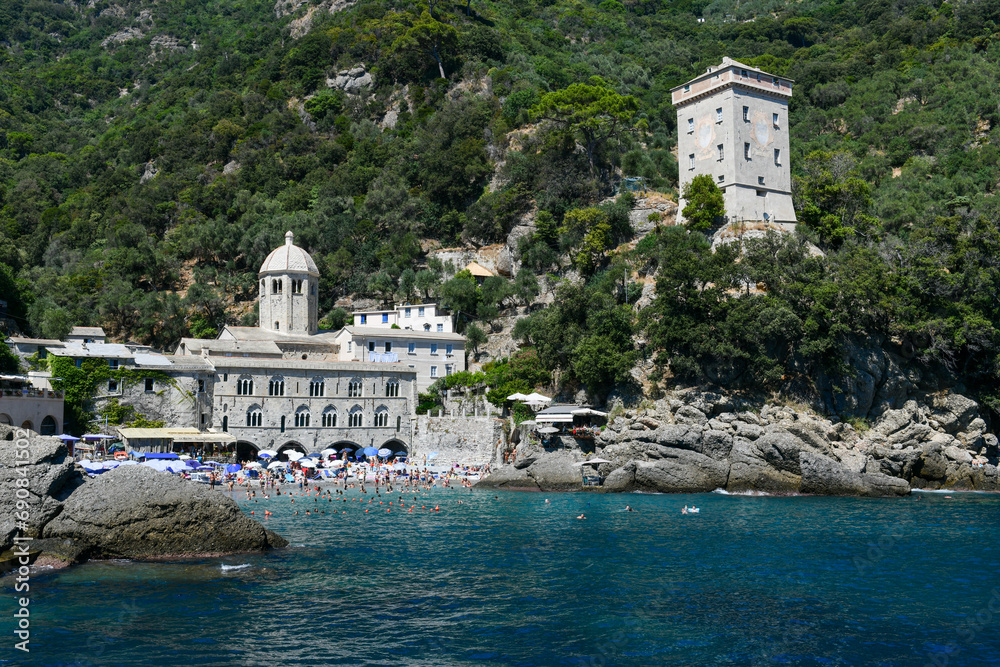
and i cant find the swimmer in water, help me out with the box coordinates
[577,514,585,520]
[626,505,633,512]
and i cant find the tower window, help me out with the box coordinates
[773,112,779,127]
[716,108,723,123]
[743,106,749,122]
[683,84,690,93]
[774,148,781,165]
[246,408,261,427]
[758,176,765,185]
[688,154,695,170]
[687,118,694,133]
[309,378,325,397]
[717,174,724,182]
[717,145,724,161]
[268,377,285,396]
[349,410,363,427]
[322,409,337,427]
[348,380,363,398]
[756,189,767,197]
[144,378,154,392]
[744,143,751,160]
[274,321,280,330]
[386,380,399,397]
[237,377,253,396]
[294,410,310,427]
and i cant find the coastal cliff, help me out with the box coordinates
[0,425,286,571]
[476,389,999,496]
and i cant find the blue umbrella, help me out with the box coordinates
[225,464,241,473]
[394,451,408,457]
[363,447,379,456]
[258,452,273,459]
[338,447,354,453]
[306,453,321,458]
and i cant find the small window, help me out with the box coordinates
[200,413,206,426]
[223,373,228,382]
[408,342,415,354]
[446,364,453,376]
[744,142,750,160]
[405,308,411,317]
[430,343,438,355]
[773,77,780,87]
[716,108,723,123]
[382,313,389,323]
[418,307,425,317]
[773,112,779,127]
[274,321,280,330]
[743,106,749,122]
[774,148,781,165]
[386,380,400,397]
[360,314,367,324]
[197,379,205,393]
[758,176,765,185]
[144,378,154,392]
[347,341,352,353]
[717,144,724,161]
[756,189,767,197]
[446,344,453,355]
[348,380,363,398]
[75,359,82,368]
[687,118,694,133]
[280,415,285,433]
[109,359,119,370]
[430,366,438,378]
[108,379,118,392]
[741,69,748,77]
[384,342,392,353]
[349,410,362,427]
[368,341,375,352]
[222,416,228,432]
[688,154,695,170]
[436,324,443,332]
[717,174,724,183]
[683,84,690,93]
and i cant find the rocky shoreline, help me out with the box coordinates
[476,389,999,496]
[0,426,286,573]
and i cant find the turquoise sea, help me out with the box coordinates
[5,486,1000,666]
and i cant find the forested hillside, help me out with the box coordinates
[1,0,999,414]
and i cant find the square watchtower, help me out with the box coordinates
[672,57,796,227]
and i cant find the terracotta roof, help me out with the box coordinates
[464,262,495,278]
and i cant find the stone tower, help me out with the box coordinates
[258,231,319,335]
[672,57,796,227]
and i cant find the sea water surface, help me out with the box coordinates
[6,487,1000,666]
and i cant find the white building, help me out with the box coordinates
[672,57,796,227]
[351,302,454,333]
[334,326,465,394]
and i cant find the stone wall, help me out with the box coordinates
[410,415,505,466]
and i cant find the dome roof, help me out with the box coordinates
[258,231,319,277]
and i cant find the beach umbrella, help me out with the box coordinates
[57,434,80,442]
[524,392,551,403]
[378,447,392,458]
[306,453,321,458]
[298,459,317,468]
[141,460,172,472]
[362,446,379,456]
[538,426,559,435]
[258,452,273,459]
[392,462,408,471]
[185,460,201,468]
[244,461,263,469]
[259,449,278,458]
[285,451,305,461]
[506,392,529,401]
[179,455,191,460]
[225,464,241,473]
[327,460,345,469]
[320,448,335,456]
[118,460,138,466]
[338,447,354,453]
[267,461,287,470]
[394,451,408,457]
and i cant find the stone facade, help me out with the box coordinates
[673,57,796,226]
[411,415,504,466]
[334,326,465,394]
[258,231,319,336]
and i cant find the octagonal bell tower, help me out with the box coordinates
[258,231,320,335]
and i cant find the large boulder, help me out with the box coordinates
[799,451,910,497]
[475,465,538,490]
[0,427,80,551]
[726,439,800,493]
[42,465,287,559]
[621,449,729,493]
[525,451,584,490]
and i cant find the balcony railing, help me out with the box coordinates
[1,388,63,399]
[368,352,399,363]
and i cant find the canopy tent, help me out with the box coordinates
[82,433,116,440]
[142,452,180,460]
[523,392,551,403]
[575,458,612,466]
[571,408,608,417]
[57,434,80,442]
[506,392,529,401]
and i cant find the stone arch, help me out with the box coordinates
[278,441,305,460]
[382,439,408,456]
[0,414,11,426]
[40,415,57,436]
[20,420,33,431]
[235,440,259,462]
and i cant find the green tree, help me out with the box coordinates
[465,322,486,358]
[391,11,459,79]
[531,78,639,177]
[681,175,725,231]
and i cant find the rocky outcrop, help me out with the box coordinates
[0,425,285,571]
[476,388,998,496]
[327,66,372,95]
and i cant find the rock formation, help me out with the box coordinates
[476,389,998,496]
[0,425,286,571]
